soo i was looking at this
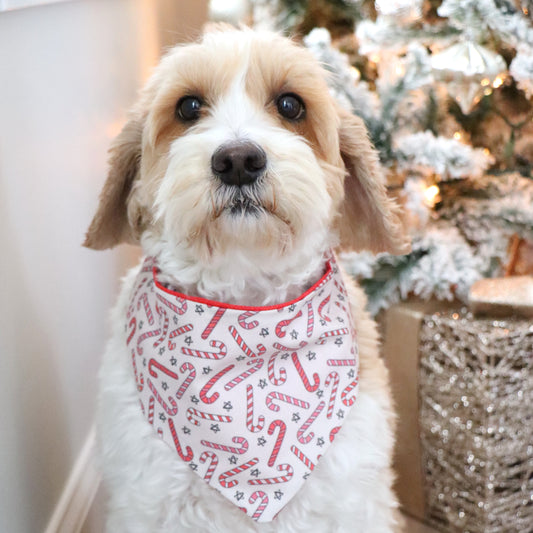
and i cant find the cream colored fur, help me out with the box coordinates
[86,25,409,532]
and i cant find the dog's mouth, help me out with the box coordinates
[213,186,267,218]
[228,196,262,216]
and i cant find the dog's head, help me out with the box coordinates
[84,26,409,266]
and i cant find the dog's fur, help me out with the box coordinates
[86,26,409,533]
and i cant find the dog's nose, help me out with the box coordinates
[211,142,267,186]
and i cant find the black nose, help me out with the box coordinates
[211,142,267,186]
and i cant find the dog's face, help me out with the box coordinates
[85,27,409,265]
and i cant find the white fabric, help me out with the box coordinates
[127,254,359,522]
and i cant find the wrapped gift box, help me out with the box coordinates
[383,301,533,532]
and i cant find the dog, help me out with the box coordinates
[85,25,409,533]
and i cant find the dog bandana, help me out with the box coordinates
[127,254,359,522]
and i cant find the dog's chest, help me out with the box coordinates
[125,255,360,522]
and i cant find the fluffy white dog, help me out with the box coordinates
[85,25,409,533]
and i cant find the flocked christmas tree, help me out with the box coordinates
[251,0,533,315]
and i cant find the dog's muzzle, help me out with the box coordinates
[211,141,267,187]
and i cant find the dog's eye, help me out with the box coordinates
[176,96,202,122]
[276,93,305,121]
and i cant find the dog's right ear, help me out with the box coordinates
[83,116,143,250]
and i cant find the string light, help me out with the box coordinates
[424,185,441,207]
[493,76,504,89]
[453,131,462,141]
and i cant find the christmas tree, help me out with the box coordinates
[251,0,533,315]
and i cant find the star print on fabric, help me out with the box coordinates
[316,389,324,399]
[259,328,269,337]
[337,317,345,323]
[348,369,355,379]
[306,351,316,361]
[292,412,301,423]
[290,330,298,339]
[184,336,193,346]
[173,316,178,324]
[159,346,165,355]
[280,352,290,360]
[338,293,345,301]
[223,401,233,411]
[288,304,296,312]
[274,490,284,500]
[258,379,268,389]
[210,423,220,433]
[250,468,260,477]
[139,320,144,329]
[336,409,345,419]
[142,358,147,367]
[161,381,168,391]
[190,395,200,404]
[229,455,238,465]
[257,436,267,447]
[182,426,191,434]
[316,437,325,447]
[159,413,166,422]
[202,366,212,375]
[303,472,310,480]
[236,355,245,362]
[170,357,177,366]
[195,305,205,314]
[335,337,344,347]
[320,319,327,326]
[189,462,198,471]
[234,491,244,501]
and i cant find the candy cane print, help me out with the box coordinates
[329,426,341,442]
[152,306,169,349]
[200,364,235,403]
[267,351,287,386]
[147,378,178,415]
[200,436,249,455]
[218,458,259,488]
[267,420,286,466]
[186,407,233,426]
[248,464,293,485]
[148,358,178,380]
[147,396,155,425]
[317,294,331,322]
[181,340,227,360]
[176,362,196,399]
[228,326,266,358]
[246,385,265,433]
[291,352,319,392]
[131,349,144,392]
[334,278,347,297]
[156,293,187,315]
[327,358,355,367]
[272,341,307,351]
[324,372,340,419]
[306,300,315,337]
[334,300,348,314]
[317,328,349,345]
[126,317,136,345]
[341,378,358,407]
[137,293,155,325]
[249,491,269,521]
[167,324,193,350]
[297,401,325,444]
[199,451,219,483]
[137,326,161,355]
[266,392,310,412]
[290,445,316,471]
[237,310,259,330]
[201,308,226,339]
[224,358,264,391]
[275,310,303,338]
[168,418,193,462]
[127,277,148,318]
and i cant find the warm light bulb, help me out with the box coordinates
[395,64,405,77]
[453,131,462,141]
[370,53,381,64]
[424,185,440,207]
[493,76,504,89]
[481,78,490,87]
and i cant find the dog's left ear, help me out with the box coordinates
[336,107,410,255]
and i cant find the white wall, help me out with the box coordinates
[0,1,206,531]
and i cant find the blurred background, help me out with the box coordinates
[1,1,531,532]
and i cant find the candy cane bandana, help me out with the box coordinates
[127,254,359,522]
